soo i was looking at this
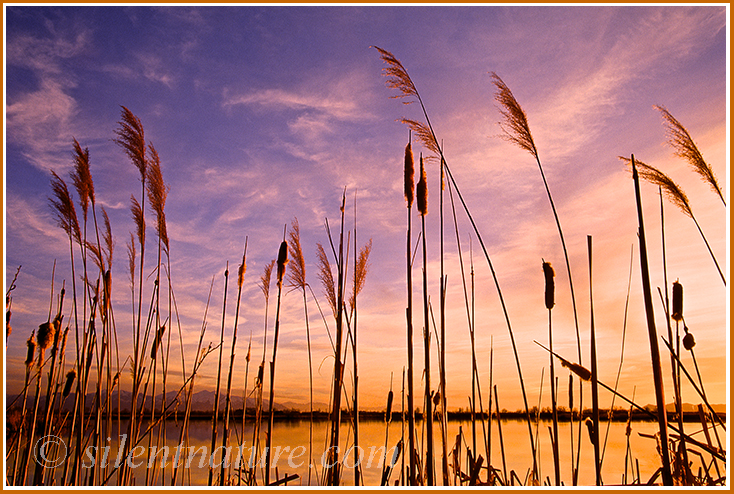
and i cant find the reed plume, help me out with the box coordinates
[146,144,169,254]
[70,138,95,219]
[316,243,337,318]
[114,106,147,181]
[490,73,538,159]
[49,171,81,244]
[349,239,372,311]
[654,105,725,206]
[620,156,725,285]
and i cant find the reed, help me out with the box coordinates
[654,105,725,206]
[491,72,582,482]
[629,155,674,485]
[619,156,725,285]
[286,218,314,485]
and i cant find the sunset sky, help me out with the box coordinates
[4,5,728,413]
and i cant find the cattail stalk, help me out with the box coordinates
[417,154,434,485]
[403,139,417,486]
[265,235,288,485]
[221,238,247,484]
[208,264,229,485]
[543,260,560,485]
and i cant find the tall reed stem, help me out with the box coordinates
[630,155,673,485]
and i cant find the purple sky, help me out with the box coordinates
[4,5,727,412]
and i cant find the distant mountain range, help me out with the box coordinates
[6,389,329,413]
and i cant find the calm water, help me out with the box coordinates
[35,418,670,486]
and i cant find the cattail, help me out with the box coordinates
[432,390,440,407]
[561,360,591,381]
[683,328,696,351]
[238,257,247,289]
[25,334,36,366]
[542,260,555,310]
[417,154,428,216]
[404,142,415,207]
[6,309,11,341]
[62,369,76,397]
[51,315,62,351]
[672,281,683,322]
[386,389,394,423]
[276,240,288,287]
[585,417,596,445]
[568,373,573,411]
[37,321,53,351]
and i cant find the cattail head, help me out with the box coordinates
[6,309,11,342]
[432,389,441,407]
[683,329,696,351]
[585,417,596,445]
[25,334,36,366]
[672,280,683,322]
[404,142,415,207]
[417,154,428,216]
[37,321,53,351]
[238,256,247,289]
[276,240,288,287]
[51,315,63,351]
[542,260,555,310]
[59,327,69,360]
[568,373,574,411]
[561,359,591,381]
[62,369,76,397]
[385,389,394,424]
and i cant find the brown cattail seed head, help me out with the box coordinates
[386,390,394,422]
[561,360,591,381]
[62,369,76,397]
[683,331,696,351]
[238,260,247,289]
[585,417,596,445]
[276,240,288,286]
[25,335,36,366]
[6,310,11,342]
[417,154,428,216]
[37,321,53,351]
[151,325,165,359]
[672,281,683,322]
[542,260,555,310]
[432,390,440,407]
[404,142,415,207]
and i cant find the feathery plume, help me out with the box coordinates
[114,106,147,181]
[404,142,415,207]
[287,218,307,290]
[401,118,440,159]
[372,46,419,103]
[127,232,136,289]
[349,239,373,311]
[146,144,169,252]
[620,157,692,218]
[101,206,114,269]
[543,260,555,310]
[276,240,288,288]
[70,138,94,219]
[260,260,275,302]
[417,154,428,216]
[316,243,337,319]
[49,171,82,244]
[655,105,725,205]
[130,195,146,246]
[491,72,538,160]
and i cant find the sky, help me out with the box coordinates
[4,5,728,414]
